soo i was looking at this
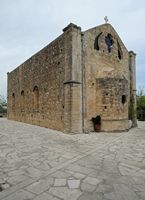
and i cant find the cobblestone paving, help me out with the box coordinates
[0,118,145,200]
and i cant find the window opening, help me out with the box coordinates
[12,93,15,112]
[94,32,102,50]
[33,86,39,111]
[105,34,113,52]
[122,95,126,104]
[21,90,25,111]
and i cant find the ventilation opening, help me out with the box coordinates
[12,93,15,112]
[21,90,25,112]
[117,41,123,60]
[122,95,126,104]
[118,50,122,59]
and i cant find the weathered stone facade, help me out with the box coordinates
[7,23,137,133]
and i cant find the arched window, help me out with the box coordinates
[33,86,39,111]
[94,32,102,50]
[12,93,15,112]
[21,90,25,111]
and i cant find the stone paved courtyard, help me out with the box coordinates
[0,118,145,200]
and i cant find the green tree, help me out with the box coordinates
[0,95,7,114]
[137,87,145,120]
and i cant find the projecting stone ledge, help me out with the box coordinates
[63,23,81,32]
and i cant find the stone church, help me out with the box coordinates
[7,23,137,133]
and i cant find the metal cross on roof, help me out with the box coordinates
[104,16,109,23]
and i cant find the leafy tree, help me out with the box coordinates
[137,87,145,120]
[0,95,7,114]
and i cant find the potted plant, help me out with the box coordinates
[91,115,101,132]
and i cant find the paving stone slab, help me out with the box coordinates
[73,173,86,179]
[33,192,60,200]
[48,186,82,200]
[2,189,35,200]
[81,182,97,192]
[0,119,145,200]
[78,191,103,200]
[83,176,103,186]
[104,184,140,200]
[25,177,53,194]
[68,179,80,189]
[54,178,66,187]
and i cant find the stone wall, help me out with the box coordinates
[7,33,70,131]
[7,23,136,133]
[7,23,83,133]
[82,24,130,132]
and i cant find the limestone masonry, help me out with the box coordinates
[7,23,137,133]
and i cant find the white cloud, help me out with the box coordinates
[0,0,145,97]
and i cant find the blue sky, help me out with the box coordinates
[0,0,145,97]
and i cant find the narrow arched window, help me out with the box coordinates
[21,90,25,112]
[12,93,15,112]
[33,86,39,111]
[94,32,102,50]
